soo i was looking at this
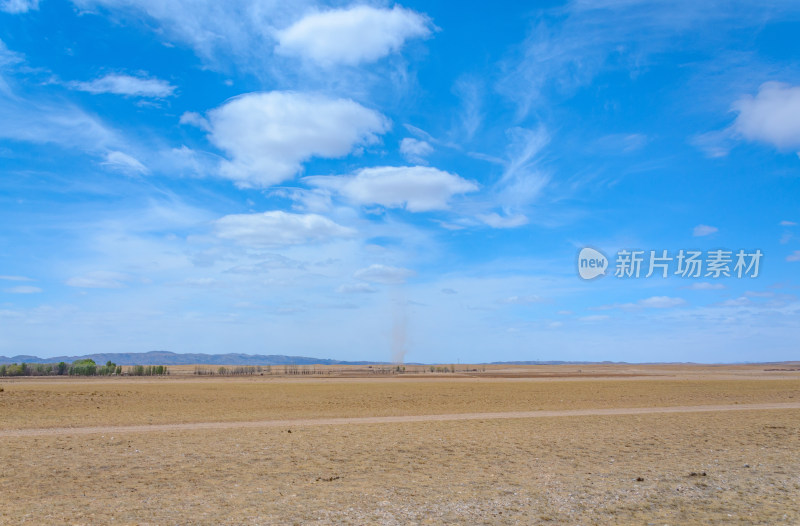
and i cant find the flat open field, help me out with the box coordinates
[1,364,799,524]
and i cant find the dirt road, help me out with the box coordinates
[3,401,799,438]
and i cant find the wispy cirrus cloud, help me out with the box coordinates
[214,210,355,246]
[353,264,415,285]
[336,282,377,294]
[498,0,800,116]
[72,0,311,71]
[0,90,119,152]
[477,212,529,229]
[66,271,135,289]
[0,275,34,281]
[693,224,718,237]
[102,151,148,175]
[69,73,176,98]
[0,0,38,13]
[308,165,477,212]
[4,285,42,294]
[0,41,123,155]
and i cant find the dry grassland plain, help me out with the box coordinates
[0,364,798,524]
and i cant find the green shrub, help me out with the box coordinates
[5,363,24,376]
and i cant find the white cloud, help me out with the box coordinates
[179,111,210,131]
[214,211,355,246]
[276,5,432,66]
[638,296,686,309]
[399,137,433,163]
[693,224,718,237]
[354,264,415,284]
[70,74,176,97]
[732,82,800,150]
[4,285,41,294]
[66,271,133,289]
[787,251,800,262]
[0,275,33,281]
[780,220,797,226]
[336,282,377,294]
[478,212,529,229]
[102,151,148,174]
[206,91,389,187]
[310,166,477,212]
[0,0,38,13]
[273,187,334,214]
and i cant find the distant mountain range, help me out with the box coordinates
[1,351,796,367]
[0,351,387,366]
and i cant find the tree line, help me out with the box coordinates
[0,359,168,377]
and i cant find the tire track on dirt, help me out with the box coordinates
[3,402,799,438]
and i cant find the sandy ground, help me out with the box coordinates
[1,365,798,524]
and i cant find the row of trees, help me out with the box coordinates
[0,359,168,377]
[128,365,169,376]
[195,365,270,376]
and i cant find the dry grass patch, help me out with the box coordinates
[1,377,798,430]
[0,410,797,524]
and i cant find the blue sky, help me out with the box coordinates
[1,0,799,363]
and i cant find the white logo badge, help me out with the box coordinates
[578,247,608,280]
